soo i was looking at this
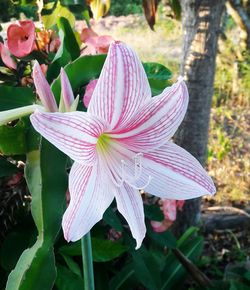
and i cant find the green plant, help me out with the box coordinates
[109,0,142,16]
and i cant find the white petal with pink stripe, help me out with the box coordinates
[30,42,216,249]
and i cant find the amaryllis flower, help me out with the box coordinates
[30,42,215,249]
[7,20,35,58]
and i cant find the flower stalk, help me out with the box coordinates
[0,104,43,126]
[81,232,95,290]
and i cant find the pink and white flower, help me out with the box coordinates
[30,42,215,249]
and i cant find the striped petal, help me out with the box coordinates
[114,183,146,249]
[63,162,114,241]
[135,142,216,199]
[30,111,107,165]
[110,79,188,152]
[60,68,75,111]
[33,61,58,112]
[88,42,151,129]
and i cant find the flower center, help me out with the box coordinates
[96,134,110,153]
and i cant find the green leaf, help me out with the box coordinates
[92,237,127,262]
[46,29,71,82]
[42,2,75,29]
[161,232,204,290]
[177,226,199,247]
[55,265,84,290]
[143,62,172,81]
[51,54,106,102]
[103,206,123,231]
[61,254,82,277]
[59,237,127,262]
[57,17,80,61]
[143,62,172,95]
[144,204,164,221]
[109,262,135,290]
[0,120,27,155]
[0,86,35,111]
[59,240,82,256]
[0,156,19,177]
[132,246,161,290]
[147,226,177,249]
[6,137,68,290]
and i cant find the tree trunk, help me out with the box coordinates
[226,0,250,51]
[173,0,225,237]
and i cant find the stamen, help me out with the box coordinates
[113,152,152,190]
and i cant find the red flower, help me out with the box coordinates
[7,20,35,58]
[80,28,113,55]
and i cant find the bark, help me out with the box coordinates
[172,0,225,237]
[226,0,250,51]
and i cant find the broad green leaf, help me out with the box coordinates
[46,17,80,82]
[132,246,161,290]
[51,54,106,101]
[55,265,84,290]
[177,226,199,247]
[6,136,68,290]
[144,204,164,221]
[0,156,19,177]
[57,17,80,61]
[61,254,82,277]
[143,62,172,95]
[46,29,71,82]
[92,237,127,262]
[59,237,127,262]
[42,2,75,29]
[59,240,82,256]
[147,226,177,249]
[0,120,27,155]
[161,233,204,290]
[103,206,123,232]
[109,262,135,290]
[143,62,172,81]
[0,86,35,111]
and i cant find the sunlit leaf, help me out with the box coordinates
[42,2,75,29]
[87,0,110,20]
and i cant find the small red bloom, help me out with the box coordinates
[7,20,36,58]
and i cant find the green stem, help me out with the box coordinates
[81,232,95,290]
